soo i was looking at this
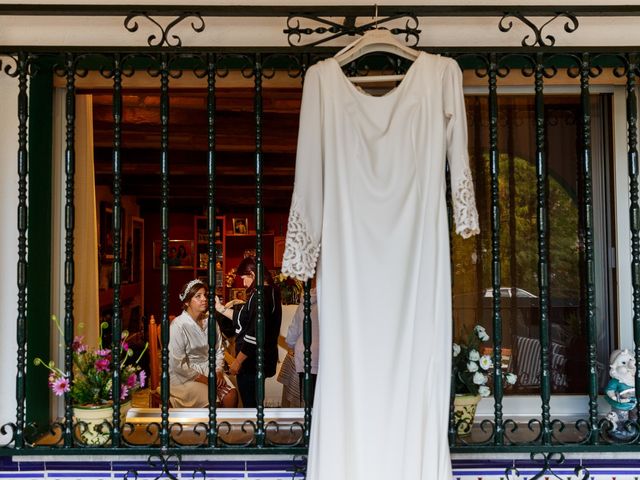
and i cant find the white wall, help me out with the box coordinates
[0,0,640,427]
[0,74,19,432]
[0,1,640,48]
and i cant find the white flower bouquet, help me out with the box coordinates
[453,325,517,397]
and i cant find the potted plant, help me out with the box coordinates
[35,316,147,445]
[452,325,517,436]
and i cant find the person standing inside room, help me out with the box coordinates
[169,279,238,408]
[286,279,319,406]
[215,256,282,408]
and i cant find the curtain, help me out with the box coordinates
[73,95,100,346]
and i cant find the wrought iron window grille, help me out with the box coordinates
[1,5,640,480]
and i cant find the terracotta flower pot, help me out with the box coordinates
[453,394,481,436]
[73,400,131,446]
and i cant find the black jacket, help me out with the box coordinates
[219,285,282,377]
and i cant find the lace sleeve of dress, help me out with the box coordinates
[453,166,480,239]
[281,205,321,281]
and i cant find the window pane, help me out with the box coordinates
[452,94,613,395]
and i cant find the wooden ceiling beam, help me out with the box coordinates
[94,175,294,188]
[93,147,295,162]
[94,164,295,177]
[92,135,297,153]
[90,87,300,209]
[92,111,300,130]
[123,188,294,210]
[91,89,302,114]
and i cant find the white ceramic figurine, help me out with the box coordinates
[605,349,637,441]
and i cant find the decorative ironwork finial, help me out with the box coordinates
[284,13,420,48]
[499,12,579,47]
[145,453,181,480]
[124,12,205,47]
[506,452,590,480]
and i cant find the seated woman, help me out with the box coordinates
[169,279,238,408]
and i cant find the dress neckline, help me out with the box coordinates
[185,310,207,331]
[329,51,426,101]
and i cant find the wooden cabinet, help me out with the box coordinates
[194,215,225,298]
[225,232,275,276]
[194,215,279,301]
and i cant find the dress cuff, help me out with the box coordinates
[453,166,480,239]
[281,206,320,280]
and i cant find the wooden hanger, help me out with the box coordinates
[333,7,420,84]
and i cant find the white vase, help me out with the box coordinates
[73,400,131,446]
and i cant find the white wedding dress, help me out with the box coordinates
[282,51,480,480]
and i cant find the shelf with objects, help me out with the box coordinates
[224,219,275,303]
[194,215,226,299]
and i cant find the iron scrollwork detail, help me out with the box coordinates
[52,53,92,79]
[265,420,305,447]
[0,53,38,78]
[98,53,138,80]
[192,466,207,479]
[0,422,17,448]
[143,453,182,480]
[123,468,139,480]
[262,53,304,80]
[124,12,205,47]
[499,12,579,47]
[288,455,307,479]
[506,453,590,480]
[0,54,20,78]
[284,13,420,48]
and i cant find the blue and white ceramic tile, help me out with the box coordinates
[1,457,640,479]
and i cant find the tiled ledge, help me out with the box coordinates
[4,456,640,480]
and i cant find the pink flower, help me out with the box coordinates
[126,373,137,388]
[121,341,129,351]
[120,385,129,400]
[96,348,111,357]
[95,358,110,372]
[72,336,87,353]
[51,376,70,396]
[138,370,146,388]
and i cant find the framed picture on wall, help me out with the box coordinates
[232,218,249,235]
[153,239,194,270]
[230,288,246,302]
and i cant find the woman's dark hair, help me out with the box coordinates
[236,256,274,292]
[179,279,208,309]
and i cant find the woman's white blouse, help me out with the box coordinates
[168,311,224,385]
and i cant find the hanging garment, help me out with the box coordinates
[282,51,480,480]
